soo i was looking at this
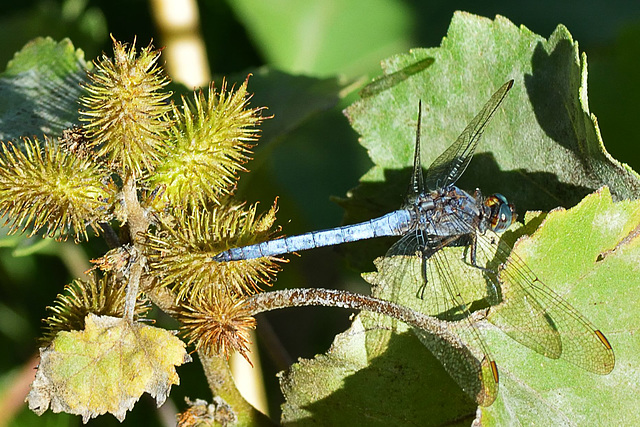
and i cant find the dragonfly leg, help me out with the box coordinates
[466,232,502,304]
[416,246,429,299]
[467,232,494,273]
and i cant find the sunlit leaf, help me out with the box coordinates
[228,0,413,77]
[481,187,640,425]
[27,314,190,423]
[341,13,640,262]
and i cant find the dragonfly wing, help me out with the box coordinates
[424,80,513,190]
[359,57,434,99]
[471,230,563,359]
[374,231,499,406]
[496,244,615,374]
[384,232,451,316]
[475,230,615,374]
[424,240,499,406]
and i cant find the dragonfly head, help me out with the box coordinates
[484,193,516,233]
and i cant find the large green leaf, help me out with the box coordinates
[339,11,640,268]
[481,187,640,424]
[281,12,639,425]
[280,313,481,426]
[342,11,639,214]
[281,187,639,425]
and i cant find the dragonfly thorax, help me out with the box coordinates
[404,186,481,237]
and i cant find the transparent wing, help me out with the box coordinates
[385,232,448,315]
[370,204,615,405]
[376,231,499,406]
[423,239,500,406]
[424,80,513,190]
[474,229,615,374]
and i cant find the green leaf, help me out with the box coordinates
[0,37,89,141]
[281,187,639,425]
[281,12,640,424]
[27,314,190,423]
[10,236,53,257]
[477,187,640,424]
[339,10,640,269]
[280,313,481,426]
[342,12,639,227]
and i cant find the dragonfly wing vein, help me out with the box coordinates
[498,248,615,374]
[424,80,513,190]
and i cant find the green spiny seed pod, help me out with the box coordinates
[80,37,172,177]
[0,136,116,241]
[147,78,265,209]
[144,200,284,299]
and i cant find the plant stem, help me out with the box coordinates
[245,287,451,338]
[121,173,150,239]
[98,222,121,249]
[121,173,150,321]
[143,280,179,314]
[199,352,275,426]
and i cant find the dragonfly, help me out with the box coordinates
[213,80,615,405]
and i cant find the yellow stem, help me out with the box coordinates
[199,352,275,426]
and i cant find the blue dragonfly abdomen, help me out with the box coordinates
[213,209,413,262]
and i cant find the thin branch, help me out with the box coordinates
[255,313,293,370]
[123,250,143,321]
[245,287,454,340]
[98,221,121,249]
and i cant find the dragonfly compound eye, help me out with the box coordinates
[485,193,516,233]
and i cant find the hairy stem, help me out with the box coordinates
[245,287,451,338]
[121,174,150,321]
[121,173,150,239]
